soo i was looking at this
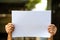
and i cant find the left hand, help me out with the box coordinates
[5,23,14,34]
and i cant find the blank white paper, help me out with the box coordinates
[12,11,51,38]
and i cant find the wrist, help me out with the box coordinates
[8,32,12,36]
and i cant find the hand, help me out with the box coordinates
[5,23,14,34]
[48,24,57,36]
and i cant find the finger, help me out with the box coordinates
[48,28,53,33]
[48,29,54,35]
[5,25,9,31]
[8,23,12,25]
[7,23,13,26]
[48,27,57,36]
[48,24,55,27]
[9,27,14,32]
[54,27,57,33]
[48,25,56,31]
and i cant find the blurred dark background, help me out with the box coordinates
[0,0,28,40]
[52,0,60,40]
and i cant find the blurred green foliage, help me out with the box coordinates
[25,0,41,10]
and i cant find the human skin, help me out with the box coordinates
[5,23,57,40]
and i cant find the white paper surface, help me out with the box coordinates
[12,11,51,38]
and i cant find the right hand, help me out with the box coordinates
[48,24,57,37]
[5,23,14,34]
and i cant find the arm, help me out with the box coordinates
[48,36,53,40]
[7,33,12,40]
[5,23,14,40]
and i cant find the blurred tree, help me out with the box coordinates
[25,0,41,10]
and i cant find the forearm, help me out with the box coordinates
[7,33,12,40]
[48,36,53,40]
